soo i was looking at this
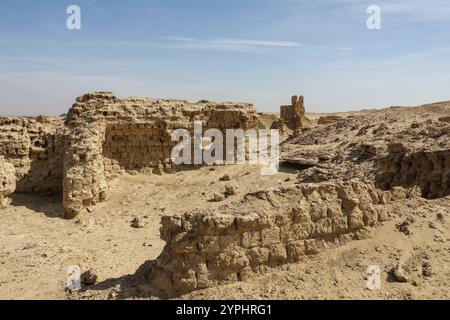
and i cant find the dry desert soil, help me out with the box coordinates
[0,102,449,300]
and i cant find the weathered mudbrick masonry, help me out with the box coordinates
[2,92,448,297]
[376,146,450,199]
[0,92,260,216]
[0,116,64,195]
[0,156,16,206]
[280,95,312,130]
[63,92,261,218]
[144,180,420,296]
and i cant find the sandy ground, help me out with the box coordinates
[1,102,449,300]
[1,164,448,300]
[0,165,296,299]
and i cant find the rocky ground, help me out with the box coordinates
[0,101,449,300]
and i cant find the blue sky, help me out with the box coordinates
[1,0,450,115]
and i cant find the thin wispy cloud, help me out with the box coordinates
[163,36,196,42]
[163,36,351,52]
[209,39,301,47]
[163,36,301,50]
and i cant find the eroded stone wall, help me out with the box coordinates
[103,124,174,178]
[0,92,260,216]
[280,95,311,130]
[144,180,410,296]
[0,117,64,195]
[376,147,450,199]
[0,156,16,206]
[63,92,260,217]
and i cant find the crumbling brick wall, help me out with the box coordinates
[0,92,260,217]
[0,156,16,206]
[280,95,311,130]
[63,92,260,217]
[103,124,173,177]
[376,147,450,199]
[0,117,64,195]
[144,180,410,296]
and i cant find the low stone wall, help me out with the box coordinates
[144,180,411,296]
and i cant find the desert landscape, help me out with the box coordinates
[0,92,448,300]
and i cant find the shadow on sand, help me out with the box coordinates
[80,261,179,300]
[10,192,65,219]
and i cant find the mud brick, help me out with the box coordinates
[261,227,281,246]
[241,231,261,248]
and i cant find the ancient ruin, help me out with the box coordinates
[146,180,399,296]
[0,156,16,207]
[0,92,261,218]
[280,95,312,131]
[1,93,449,300]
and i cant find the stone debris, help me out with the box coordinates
[213,193,225,202]
[219,174,231,182]
[393,264,409,283]
[396,217,415,235]
[422,262,433,278]
[108,285,121,299]
[225,185,238,197]
[81,269,98,285]
[131,217,144,229]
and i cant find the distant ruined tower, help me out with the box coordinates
[280,95,311,130]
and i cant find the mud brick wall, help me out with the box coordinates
[279,95,310,130]
[280,105,294,123]
[63,122,108,218]
[0,117,64,195]
[376,148,450,199]
[103,124,175,177]
[0,92,261,217]
[63,92,260,217]
[145,180,407,296]
[0,156,16,206]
